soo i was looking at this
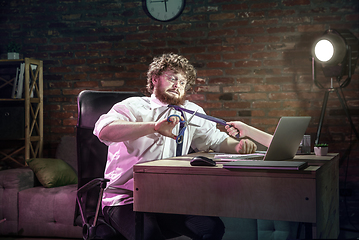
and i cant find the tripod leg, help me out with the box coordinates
[335,89,359,140]
[315,91,330,145]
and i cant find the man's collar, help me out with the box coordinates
[150,94,168,109]
[150,94,188,109]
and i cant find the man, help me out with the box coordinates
[94,53,257,240]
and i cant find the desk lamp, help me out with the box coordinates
[311,29,359,145]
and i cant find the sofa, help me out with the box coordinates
[0,135,302,239]
[0,135,82,238]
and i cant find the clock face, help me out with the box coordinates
[144,0,186,22]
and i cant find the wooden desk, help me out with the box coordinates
[133,153,339,239]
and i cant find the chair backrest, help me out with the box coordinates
[75,90,143,224]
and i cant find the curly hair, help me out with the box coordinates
[146,53,197,93]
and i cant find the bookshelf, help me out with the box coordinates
[0,58,43,167]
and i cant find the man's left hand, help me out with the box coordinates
[235,139,257,154]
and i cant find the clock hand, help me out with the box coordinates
[164,0,167,12]
[150,0,164,3]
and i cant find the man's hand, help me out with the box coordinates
[154,115,183,139]
[235,139,257,154]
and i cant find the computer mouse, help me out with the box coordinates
[190,156,216,166]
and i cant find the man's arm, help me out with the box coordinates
[219,137,257,154]
[98,116,182,143]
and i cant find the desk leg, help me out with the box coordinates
[135,211,144,240]
[304,223,318,239]
[304,223,312,239]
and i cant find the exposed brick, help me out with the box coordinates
[297,24,325,32]
[209,77,235,85]
[209,13,236,21]
[50,111,74,119]
[186,93,205,102]
[62,59,86,65]
[254,84,281,92]
[268,9,296,17]
[210,110,237,118]
[100,80,125,87]
[63,73,87,81]
[197,69,223,77]
[235,60,262,68]
[87,58,111,65]
[223,53,251,60]
[200,102,223,109]
[208,29,236,37]
[63,118,77,126]
[238,11,265,18]
[196,54,222,61]
[222,3,248,11]
[1,0,357,181]
[196,85,221,93]
[223,102,251,109]
[251,19,279,26]
[73,81,99,88]
[48,67,72,73]
[222,20,248,28]
[251,2,278,9]
[226,68,251,76]
[252,101,281,109]
[206,61,232,68]
[240,93,268,100]
[62,88,83,96]
[49,126,75,134]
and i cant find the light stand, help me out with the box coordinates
[311,29,359,145]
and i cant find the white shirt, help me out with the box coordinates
[93,94,228,207]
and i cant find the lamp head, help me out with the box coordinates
[312,29,359,78]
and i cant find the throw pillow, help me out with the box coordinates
[26,158,78,188]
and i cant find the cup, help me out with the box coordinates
[301,135,311,154]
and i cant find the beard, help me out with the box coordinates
[154,87,186,106]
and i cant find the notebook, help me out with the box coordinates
[222,116,311,170]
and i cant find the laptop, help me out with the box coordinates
[221,116,311,170]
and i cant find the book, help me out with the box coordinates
[16,63,25,98]
[11,66,20,98]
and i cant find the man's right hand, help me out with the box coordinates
[154,115,183,139]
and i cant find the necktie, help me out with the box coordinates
[176,111,184,156]
[168,104,227,125]
[168,104,239,138]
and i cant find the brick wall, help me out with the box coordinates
[1,0,358,183]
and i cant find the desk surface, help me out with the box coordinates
[133,152,339,239]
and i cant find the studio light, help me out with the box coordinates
[311,29,359,145]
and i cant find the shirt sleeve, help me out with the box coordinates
[93,99,138,146]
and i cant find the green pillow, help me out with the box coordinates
[26,158,78,188]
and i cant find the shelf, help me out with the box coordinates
[0,58,43,167]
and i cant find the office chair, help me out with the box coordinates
[74,90,144,240]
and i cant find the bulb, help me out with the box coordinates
[314,39,334,62]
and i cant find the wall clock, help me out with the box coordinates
[142,0,186,22]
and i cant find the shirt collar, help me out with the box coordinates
[150,94,168,109]
[150,94,188,109]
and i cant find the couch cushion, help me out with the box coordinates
[56,135,78,174]
[257,219,299,240]
[18,184,82,238]
[26,158,77,188]
[221,217,258,240]
[0,168,34,235]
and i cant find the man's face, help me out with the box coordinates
[153,69,187,105]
